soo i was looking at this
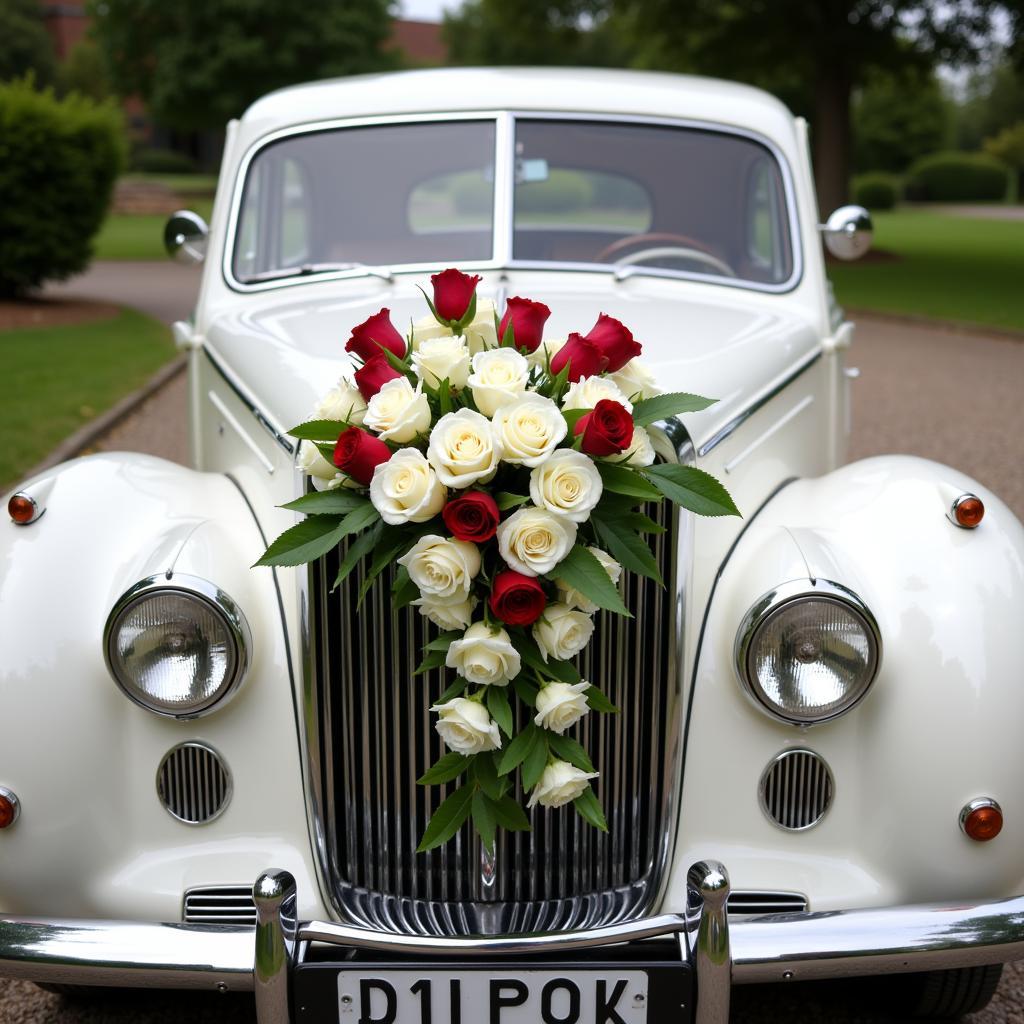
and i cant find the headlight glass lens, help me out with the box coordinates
[108,589,240,716]
[743,595,878,723]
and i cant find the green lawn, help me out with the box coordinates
[829,209,1024,333]
[0,308,175,490]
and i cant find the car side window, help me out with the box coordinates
[746,157,786,280]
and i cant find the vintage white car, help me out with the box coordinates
[3,67,1024,1024]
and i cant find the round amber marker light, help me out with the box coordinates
[7,494,36,525]
[954,496,985,528]
[0,795,16,829]
[963,805,1002,842]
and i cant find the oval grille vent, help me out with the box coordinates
[760,749,833,830]
[157,742,231,824]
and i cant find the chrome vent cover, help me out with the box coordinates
[157,742,231,825]
[728,891,808,915]
[759,748,833,831]
[183,885,256,924]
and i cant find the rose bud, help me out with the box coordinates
[354,355,403,400]
[549,332,608,382]
[583,313,643,373]
[443,491,500,543]
[489,569,548,627]
[332,426,392,486]
[574,398,635,456]
[345,308,408,362]
[431,268,482,324]
[498,296,551,354]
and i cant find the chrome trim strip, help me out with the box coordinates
[688,861,731,1024]
[697,350,821,458]
[493,111,515,267]
[208,390,276,474]
[723,395,814,474]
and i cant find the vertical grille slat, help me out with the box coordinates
[156,742,230,825]
[760,749,833,831]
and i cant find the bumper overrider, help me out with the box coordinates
[2,863,1024,1024]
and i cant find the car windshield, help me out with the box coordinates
[231,117,795,289]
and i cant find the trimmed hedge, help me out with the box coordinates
[853,172,899,210]
[0,78,125,297]
[130,147,198,175]
[905,151,1009,202]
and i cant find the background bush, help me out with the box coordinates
[904,151,1009,202]
[517,170,593,214]
[0,78,124,297]
[130,147,199,175]
[853,172,900,209]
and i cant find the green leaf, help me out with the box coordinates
[436,677,467,703]
[492,795,531,832]
[573,786,608,832]
[497,724,538,776]
[547,733,595,773]
[417,785,475,852]
[381,344,415,379]
[472,790,497,851]
[332,523,383,590]
[518,635,581,684]
[643,464,741,518]
[585,685,619,714]
[438,377,453,416]
[392,566,419,609]
[357,529,415,608]
[287,419,348,441]
[591,514,663,586]
[418,752,469,786]
[597,461,662,501]
[495,492,530,511]
[280,490,366,515]
[486,685,513,737]
[548,545,631,618]
[473,752,503,801]
[414,649,448,675]
[425,631,464,652]
[512,676,539,707]
[632,392,717,428]
[255,515,349,568]
[522,732,550,791]
[561,407,589,433]
[621,511,666,534]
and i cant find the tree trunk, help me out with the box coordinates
[812,66,852,216]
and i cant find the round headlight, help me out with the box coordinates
[736,580,880,725]
[104,575,251,718]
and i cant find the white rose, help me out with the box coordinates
[363,377,431,444]
[610,359,661,402]
[529,449,603,523]
[468,348,529,416]
[431,697,502,754]
[557,547,621,614]
[533,602,595,662]
[410,314,452,350]
[427,408,502,488]
[413,594,477,631]
[462,298,498,355]
[562,375,633,413]
[398,534,481,599]
[492,395,568,468]
[445,622,522,686]
[314,378,367,425]
[411,334,471,389]
[528,336,567,369]
[621,425,656,468]
[496,507,577,577]
[297,440,338,482]
[527,759,599,809]
[534,681,591,735]
[369,449,445,525]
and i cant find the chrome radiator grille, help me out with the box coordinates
[305,498,681,937]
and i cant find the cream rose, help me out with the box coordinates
[496,506,577,577]
[529,449,603,523]
[314,378,367,424]
[427,408,502,488]
[610,358,661,402]
[621,424,656,467]
[492,395,567,468]
[462,298,498,354]
[413,594,476,631]
[363,377,430,444]
[445,622,522,686]
[557,547,621,614]
[533,602,595,662]
[410,314,452,350]
[527,759,599,809]
[468,348,529,416]
[562,375,633,413]
[431,697,502,754]
[369,449,445,525]
[411,334,471,389]
[528,336,567,369]
[534,681,591,735]
[297,439,338,482]
[398,534,481,599]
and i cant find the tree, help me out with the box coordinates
[88,0,398,133]
[985,120,1024,195]
[0,0,56,86]
[955,60,1024,150]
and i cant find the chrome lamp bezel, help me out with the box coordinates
[103,573,252,720]
[735,579,882,726]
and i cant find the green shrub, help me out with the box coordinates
[905,151,1009,202]
[517,170,593,214]
[0,78,125,297]
[853,172,899,210]
[130,147,198,175]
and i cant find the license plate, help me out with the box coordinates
[336,969,648,1023]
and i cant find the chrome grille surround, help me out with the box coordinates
[759,748,834,831]
[183,885,257,924]
[156,742,232,825]
[300,422,692,936]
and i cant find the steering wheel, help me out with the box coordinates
[595,232,736,278]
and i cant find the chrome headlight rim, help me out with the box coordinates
[103,573,252,720]
[735,578,881,726]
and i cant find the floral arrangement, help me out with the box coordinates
[256,269,738,852]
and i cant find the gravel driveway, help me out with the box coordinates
[2,314,1022,1023]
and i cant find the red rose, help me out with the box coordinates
[574,399,635,456]
[332,426,392,485]
[498,296,551,354]
[346,308,407,362]
[490,570,547,627]
[443,491,500,543]
[549,332,608,382]
[431,268,481,324]
[583,313,642,373]
[354,355,402,400]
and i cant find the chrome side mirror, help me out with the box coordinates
[820,205,873,261]
[164,210,209,265]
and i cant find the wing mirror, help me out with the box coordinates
[820,205,873,261]
[164,210,209,265]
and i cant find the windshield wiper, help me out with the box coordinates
[242,262,394,284]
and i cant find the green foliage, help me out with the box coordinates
[130,147,198,175]
[517,169,593,214]
[954,61,1024,152]
[0,78,124,296]
[905,151,1010,202]
[55,40,112,101]
[853,172,900,210]
[0,0,56,86]
[985,121,1024,168]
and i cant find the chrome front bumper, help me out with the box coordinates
[2,863,1024,1024]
